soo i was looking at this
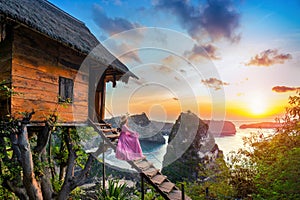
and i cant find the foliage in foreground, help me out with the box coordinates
[97,180,130,200]
[185,92,300,199]
[0,81,101,199]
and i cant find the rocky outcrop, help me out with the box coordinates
[162,112,222,182]
[204,120,236,136]
[105,113,166,144]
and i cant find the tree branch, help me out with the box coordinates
[34,123,51,154]
[10,131,22,163]
[71,154,95,189]
[6,180,28,200]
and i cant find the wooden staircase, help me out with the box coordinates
[88,119,191,200]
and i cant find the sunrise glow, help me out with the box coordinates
[49,0,300,122]
[249,98,267,115]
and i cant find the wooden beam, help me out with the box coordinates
[141,173,144,200]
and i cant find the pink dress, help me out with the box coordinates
[115,125,144,161]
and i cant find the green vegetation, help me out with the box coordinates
[1,79,299,199]
[97,180,130,200]
[185,92,300,199]
[0,81,100,199]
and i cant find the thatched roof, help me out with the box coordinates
[0,0,137,79]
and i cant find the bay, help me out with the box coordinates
[102,122,277,172]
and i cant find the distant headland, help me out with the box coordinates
[239,122,282,129]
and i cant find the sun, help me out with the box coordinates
[249,98,266,115]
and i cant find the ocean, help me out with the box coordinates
[214,127,276,159]
[102,122,277,172]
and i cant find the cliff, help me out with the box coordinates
[105,113,166,144]
[162,112,222,182]
[151,120,174,136]
[203,120,236,136]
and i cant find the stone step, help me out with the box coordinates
[151,174,167,185]
[159,181,175,193]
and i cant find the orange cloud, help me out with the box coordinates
[201,78,229,90]
[162,55,175,65]
[272,86,300,93]
[155,65,173,73]
[246,49,292,66]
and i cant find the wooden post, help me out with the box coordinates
[205,187,209,199]
[141,173,144,200]
[102,139,106,190]
[181,183,185,200]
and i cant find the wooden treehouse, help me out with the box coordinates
[0,0,136,124]
[0,1,191,199]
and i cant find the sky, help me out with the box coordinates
[49,0,300,122]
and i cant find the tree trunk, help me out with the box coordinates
[35,125,55,200]
[18,124,43,200]
[57,129,96,199]
[6,180,29,200]
[40,143,55,200]
[57,128,75,200]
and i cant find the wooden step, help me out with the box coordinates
[168,190,192,200]
[100,128,113,133]
[143,167,159,177]
[133,157,146,164]
[89,120,192,199]
[159,181,175,193]
[135,160,152,170]
[105,133,120,139]
[95,123,111,129]
[168,190,182,200]
[151,174,167,185]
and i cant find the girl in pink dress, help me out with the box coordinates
[115,115,145,161]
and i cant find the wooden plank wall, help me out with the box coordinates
[11,27,89,122]
[0,24,12,117]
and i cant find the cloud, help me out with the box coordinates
[130,77,146,86]
[154,0,240,42]
[246,49,292,67]
[93,4,141,36]
[174,76,181,81]
[201,77,229,90]
[162,55,176,66]
[156,65,173,73]
[116,43,142,63]
[184,44,219,60]
[179,69,186,74]
[272,86,300,93]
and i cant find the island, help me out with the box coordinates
[203,120,236,136]
[239,122,282,129]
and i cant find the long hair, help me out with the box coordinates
[119,115,128,127]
